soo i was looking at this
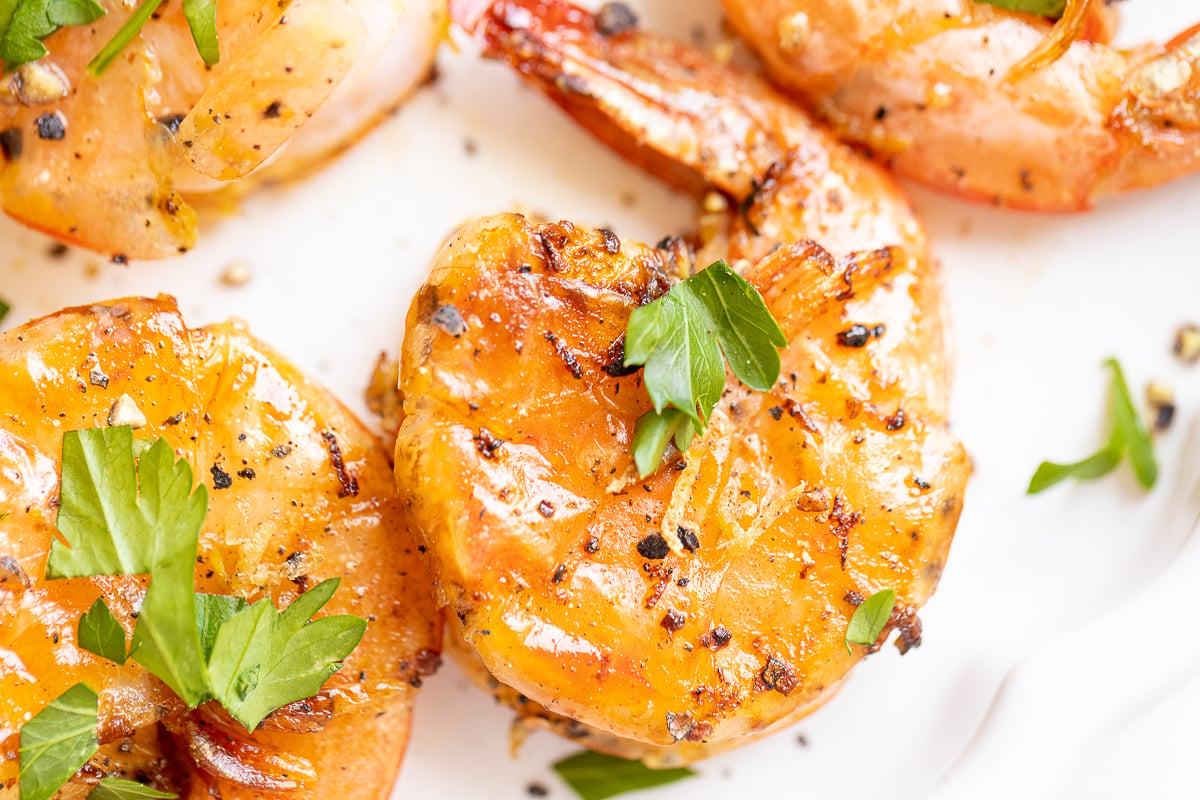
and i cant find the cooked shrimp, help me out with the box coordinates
[0,297,441,798]
[395,0,968,765]
[0,0,445,258]
[720,0,1200,211]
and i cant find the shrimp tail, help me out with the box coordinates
[460,0,791,200]
[1104,22,1200,195]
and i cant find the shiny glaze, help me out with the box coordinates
[0,0,444,258]
[0,297,440,798]
[396,0,968,764]
[722,0,1200,210]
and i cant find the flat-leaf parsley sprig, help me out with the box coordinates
[623,260,786,476]
[1028,358,1157,494]
[19,425,366,800]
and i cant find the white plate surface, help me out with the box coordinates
[2,1,1199,797]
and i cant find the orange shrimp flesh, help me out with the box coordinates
[395,0,968,765]
[0,0,444,258]
[0,297,441,798]
[721,0,1200,210]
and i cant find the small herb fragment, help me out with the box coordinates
[181,0,218,66]
[978,0,1065,16]
[624,260,785,476]
[552,750,697,800]
[0,297,9,324]
[0,0,105,70]
[88,779,177,800]
[17,683,99,800]
[1028,358,1157,494]
[845,589,895,654]
[77,597,127,665]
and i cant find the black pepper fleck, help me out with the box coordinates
[595,2,638,36]
[537,500,555,518]
[636,533,669,560]
[210,464,232,490]
[432,304,468,337]
[35,112,66,141]
[676,526,700,552]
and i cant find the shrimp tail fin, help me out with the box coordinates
[462,0,791,200]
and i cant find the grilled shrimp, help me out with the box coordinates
[720,0,1200,210]
[0,297,441,798]
[0,0,445,258]
[394,0,968,765]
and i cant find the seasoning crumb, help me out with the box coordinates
[107,394,145,428]
[220,260,252,287]
[1174,324,1200,364]
[1146,381,1176,433]
[676,526,700,552]
[432,303,468,337]
[210,464,233,490]
[595,2,638,36]
[537,500,555,518]
[526,784,549,798]
[584,536,600,553]
[636,533,670,560]
[660,608,686,633]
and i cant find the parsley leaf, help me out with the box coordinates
[624,260,785,476]
[0,297,9,325]
[551,750,697,800]
[181,0,218,66]
[207,578,366,730]
[18,683,99,800]
[845,589,895,654]
[978,0,1066,16]
[195,593,248,661]
[77,597,127,665]
[50,429,211,705]
[0,0,105,70]
[1028,358,1157,493]
[88,778,177,800]
[88,0,218,75]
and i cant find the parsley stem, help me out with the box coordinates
[86,0,165,76]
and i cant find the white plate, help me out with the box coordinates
[2,1,1199,797]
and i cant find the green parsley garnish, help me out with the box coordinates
[0,0,105,71]
[978,0,1066,16]
[77,597,128,665]
[88,778,176,800]
[1028,358,1157,494]
[86,0,219,75]
[0,297,9,325]
[21,426,365,800]
[206,577,366,730]
[845,589,895,654]
[18,683,99,800]
[552,750,697,800]
[624,260,786,476]
[0,0,220,74]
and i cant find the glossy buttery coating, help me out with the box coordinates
[0,297,441,799]
[397,0,968,764]
[0,0,445,258]
[722,0,1200,210]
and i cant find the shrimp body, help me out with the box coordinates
[722,0,1200,210]
[0,0,445,258]
[395,0,967,764]
[0,297,441,798]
